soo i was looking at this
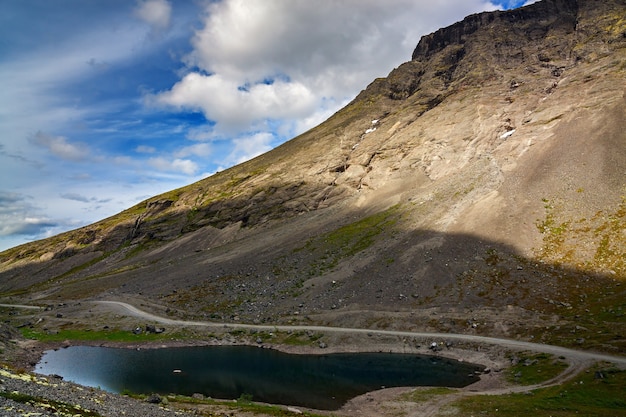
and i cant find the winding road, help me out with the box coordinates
[97,300,626,367]
[0,303,43,310]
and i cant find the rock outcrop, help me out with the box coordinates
[412,0,580,60]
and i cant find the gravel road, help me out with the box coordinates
[98,300,626,367]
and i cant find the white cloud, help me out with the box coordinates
[30,131,90,162]
[112,155,135,166]
[171,159,199,175]
[148,157,199,175]
[226,132,275,166]
[174,143,212,158]
[0,216,57,237]
[188,0,499,88]
[60,192,91,203]
[185,126,216,142]
[155,0,499,138]
[154,72,317,134]
[136,145,157,154]
[134,0,172,33]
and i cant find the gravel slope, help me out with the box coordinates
[0,367,195,417]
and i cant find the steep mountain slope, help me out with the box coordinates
[1,0,625,352]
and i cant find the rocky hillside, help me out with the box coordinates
[1,0,625,353]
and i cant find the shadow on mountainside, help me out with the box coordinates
[0,201,624,355]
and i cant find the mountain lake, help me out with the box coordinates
[36,345,483,410]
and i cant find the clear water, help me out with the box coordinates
[36,345,482,410]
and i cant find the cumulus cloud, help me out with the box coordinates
[134,0,172,34]
[155,72,317,134]
[30,131,89,162]
[154,0,498,139]
[148,157,198,175]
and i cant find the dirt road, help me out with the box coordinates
[97,300,626,367]
[0,303,43,310]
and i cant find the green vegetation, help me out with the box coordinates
[590,198,626,275]
[223,329,323,347]
[324,207,398,252]
[237,392,254,403]
[282,330,323,346]
[506,352,568,385]
[400,387,455,402]
[165,393,329,417]
[452,364,626,417]
[299,206,400,276]
[536,198,571,265]
[536,196,625,276]
[20,327,172,343]
[529,196,626,352]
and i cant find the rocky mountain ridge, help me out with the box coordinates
[1,0,625,353]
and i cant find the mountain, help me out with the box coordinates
[1,0,625,353]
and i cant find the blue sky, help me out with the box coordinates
[0,0,535,251]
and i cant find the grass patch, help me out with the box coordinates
[324,208,398,255]
[223,329,322,347]
[299,206,400,276]
[20,327,171,343]
[453,364,626,417]
[506,352,569,385]
[401,387,456,402]
[166,393,328,417]
[536,196,625,276]
[282,330,323,346]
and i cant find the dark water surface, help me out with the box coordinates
[36,345,483,410]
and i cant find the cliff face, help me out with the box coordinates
[412,0,580,60]
[364,0,625,103]
[1,0,625,352]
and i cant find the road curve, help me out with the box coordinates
[97,300,626,367]
[0,303,44,310]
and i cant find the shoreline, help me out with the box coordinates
[26,335,510,415]
[27,331,510,388]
